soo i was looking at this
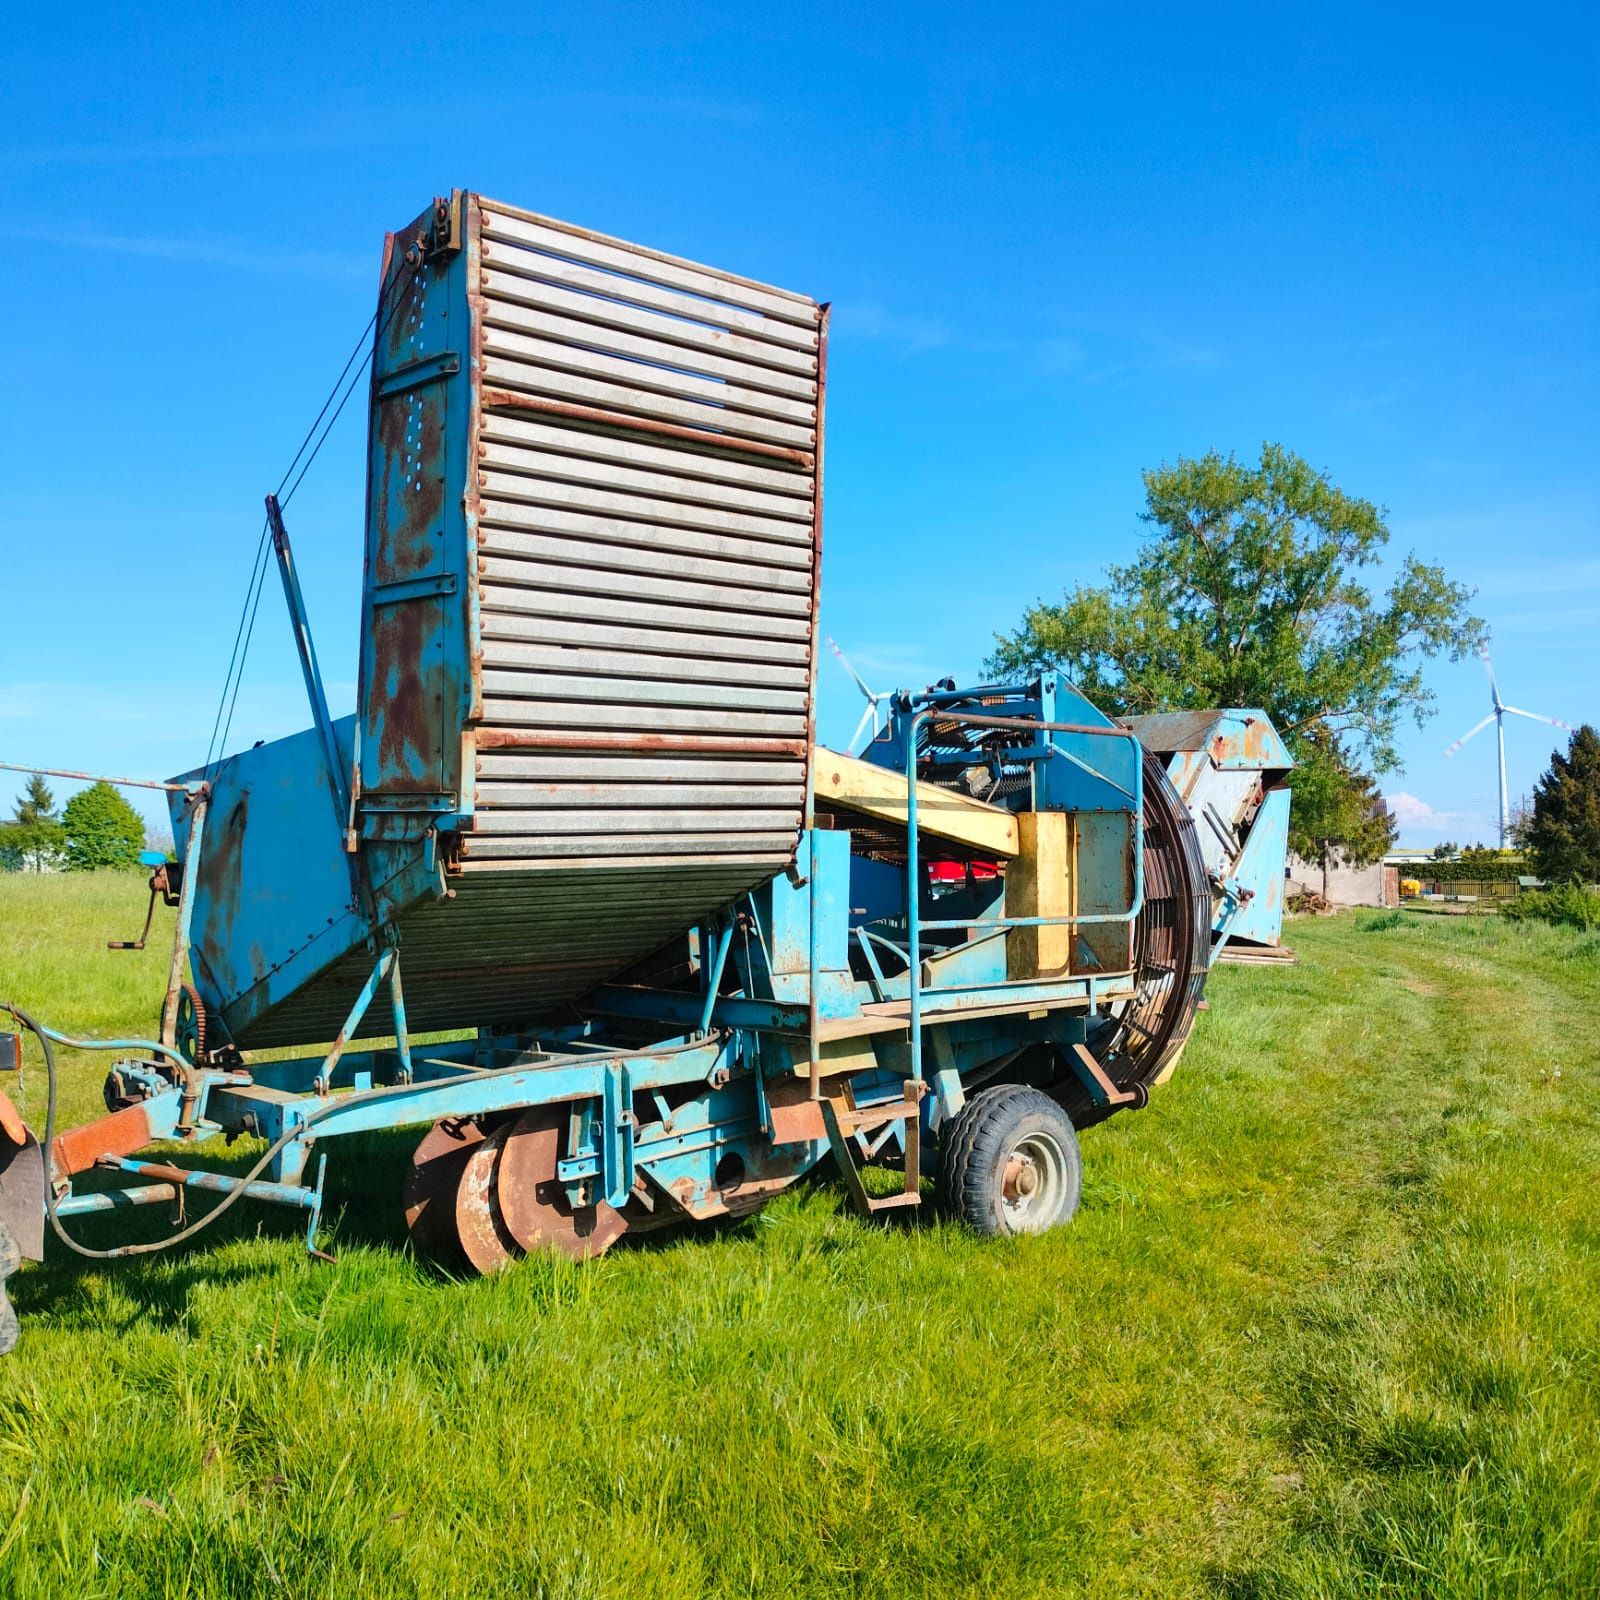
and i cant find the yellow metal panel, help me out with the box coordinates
[812,747,1020,858]
[1006,812,1072,979]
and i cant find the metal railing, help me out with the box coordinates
[899,705,1145,1088]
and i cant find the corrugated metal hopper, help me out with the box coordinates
[173,192,826,1048]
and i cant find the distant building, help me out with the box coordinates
[1286,852,1399,908]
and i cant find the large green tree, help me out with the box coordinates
[1523,725,1600,884]
[0,774,66,872]
[987,444,1485,865]
[61,781,146,872]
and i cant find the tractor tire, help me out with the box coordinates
[938,1085,1082,1238]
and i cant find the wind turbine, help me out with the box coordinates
[826,637,892,753]
[1443,644,1571,848]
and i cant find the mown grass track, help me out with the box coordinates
[0,874,1596,1598]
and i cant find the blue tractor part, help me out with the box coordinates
[1122,710,1294,957]
[0,192,1215,1322]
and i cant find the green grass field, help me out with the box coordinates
[0,873,1596,1598]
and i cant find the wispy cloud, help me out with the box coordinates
[1121,323,1218,371]
[820,639,944,694]
[1,126,378,168]
[0,683,160,723]
[830,302,957,356]
[1034,336,1088,374]
[14,225,367,281]
[1385,791,1466,827]
[1496,603,1600,630]
[1516,286,1600,325]
[1395,502,1600,570]
[833,301,1218,379]
[1341,390,1400,417]
[1386,790,1497,843]
[844,642,943,683]
[1474,557,1600,600]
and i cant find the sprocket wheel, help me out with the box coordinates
[453,1122,522,1275]
[172,985,207,1066]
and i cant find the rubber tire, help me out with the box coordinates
[0,1220,19,1357]
[938,1084,1083,1238]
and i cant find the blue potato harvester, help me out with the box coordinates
[0,192,1255,1349]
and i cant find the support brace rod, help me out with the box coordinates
[105,1157,320,1212]
[266,494,350,833]
[54,1182,178,1216]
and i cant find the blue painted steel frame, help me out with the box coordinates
[884,687,1146,1100]
[50,676,1169,1251]
[355,201,476,830]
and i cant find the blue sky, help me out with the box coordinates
[1,2,1595,848]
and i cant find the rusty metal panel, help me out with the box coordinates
[476,752,799,784]
[484,641,809,691]
[172,192,824,1053]
[484,299,819,394]
[478,553,813,614]
[479,413,815,494]
[478,256,817,352]
[356,200,475,816]
[478,612,810,665]
[1124,710,1293,773]
[479,475,815,548]
[466,192,822,889]
[479,580,812,638]
[238,863,766,1046]
[1124,708,1294,953]
[479,700,807,735]
[477,526,812,591]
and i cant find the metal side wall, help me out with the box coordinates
[463,194,824,869]
[185,193,827,1049]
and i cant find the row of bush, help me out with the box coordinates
[0,778,150,873]
[1502,883,1600,930]
[1422,856,1531,883]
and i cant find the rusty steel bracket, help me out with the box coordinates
[817,1079,925,1216]
[0,1128,45,1264]
[1068,1043,1140,1108]
[409,191,462,264]
[161,794,207,1065]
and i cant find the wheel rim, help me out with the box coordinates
[1000,1130,1072,1232]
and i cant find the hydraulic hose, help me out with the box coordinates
[4,1003,312,1260]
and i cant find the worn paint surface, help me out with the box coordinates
[168,720,373,1046]
[358,200,473,819]
[1123,708,1294,950]
[21,197,1231,1278]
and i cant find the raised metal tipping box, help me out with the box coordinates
[173,192,828,1049]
